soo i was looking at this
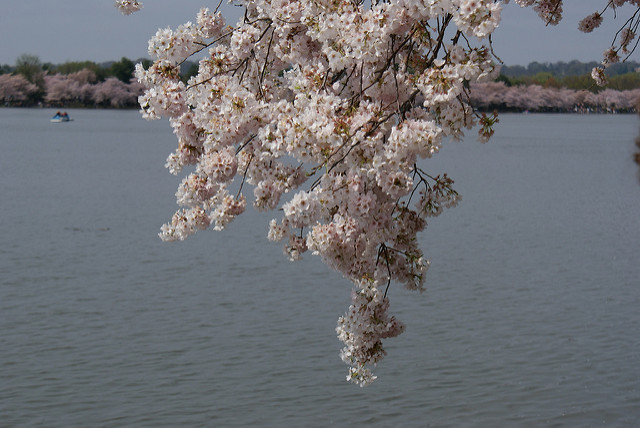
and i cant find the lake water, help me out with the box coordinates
[1,108,639,426]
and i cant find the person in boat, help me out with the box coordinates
[54,111,61,119]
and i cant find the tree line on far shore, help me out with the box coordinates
[500,60,640,90]
[1,54,640,112]
[0,54,151,108]
[471,82,640,113]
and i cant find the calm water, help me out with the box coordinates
[1,108,639,426]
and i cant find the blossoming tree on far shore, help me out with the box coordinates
[114,0,640,386]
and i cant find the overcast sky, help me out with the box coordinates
[0,1,631,66]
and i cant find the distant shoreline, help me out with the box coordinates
[3,105,637,114]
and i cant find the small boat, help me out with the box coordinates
[51,112,73,123]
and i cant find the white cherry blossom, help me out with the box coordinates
[116,0,640,385]
[115,0,142,15]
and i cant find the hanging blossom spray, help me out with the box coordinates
[115,0,638,385]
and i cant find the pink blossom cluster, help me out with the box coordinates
[114,0,142,15]
[0,74,38,104]
[43,71,143,107]
[121,0,505,385]
[336,279,406,387]
[578,12,603,33]
[509,0,563,25]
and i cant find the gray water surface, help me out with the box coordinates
[1,109,639,426]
